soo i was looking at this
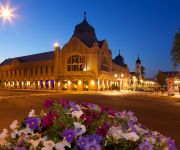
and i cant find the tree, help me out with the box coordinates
[156,71,166,87]
[141,66,145,79]
[171,29,180,68]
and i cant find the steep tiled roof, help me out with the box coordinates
[0,51,54,66]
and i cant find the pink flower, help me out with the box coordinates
[96,123,110,137]
[43,98,54,109]
[41,112,57,127]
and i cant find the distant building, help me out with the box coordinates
[0,12,130,91]
[156,71,180,92]
[135,55,142,80]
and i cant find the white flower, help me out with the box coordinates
[28,109,36,117]
[124,132,139,141]
[42,140,55,150]
[40,136,48,142]
[29,139,41,149]
[108,126,124,140]
[55,140,71,150]
[145,136,156,144]
[10,120,18,130]
[0,129,8,140]
[10,130,18,138]
[18,127,34,137]
[72,110,83,120]
[73,122,86,136]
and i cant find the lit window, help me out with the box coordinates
[67,55,86,71]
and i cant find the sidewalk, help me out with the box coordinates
[151,91,180,98]
[0,88,136,95]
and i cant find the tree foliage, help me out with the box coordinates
[156,71,166,87]
[171,29,180,68]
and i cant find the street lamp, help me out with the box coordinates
[54,42,59,48]
[133,76,137,91]
[121,73,124,91]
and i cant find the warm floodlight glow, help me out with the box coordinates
[54,42,59,48]
[0,2,17,23]
[78,80,82,85]
[121,73,124,78]
[91,80,95,85]
[67,80,71,85]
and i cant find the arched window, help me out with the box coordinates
[102,57,109,71]
[67,55,86,71]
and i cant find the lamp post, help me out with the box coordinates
[133,76,137,91]
[121,73,124,91]
[114,74,117,90]
[114,73,124,92]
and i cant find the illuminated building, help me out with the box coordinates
[0,12,130,91]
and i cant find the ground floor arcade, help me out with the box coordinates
[1,78,129,91]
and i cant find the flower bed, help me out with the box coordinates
[0,98,177,150]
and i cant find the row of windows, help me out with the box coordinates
[0,66,54,78]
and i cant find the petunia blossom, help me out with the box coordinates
[72,110,83,120]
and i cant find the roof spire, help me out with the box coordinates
[84,11,87,20]
[136,53,141,64]
[119,49,120,55]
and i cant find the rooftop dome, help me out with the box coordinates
[72,12,98,47]
[114,50,126,66]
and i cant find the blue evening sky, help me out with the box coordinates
[0,0,180,78]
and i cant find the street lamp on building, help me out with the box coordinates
[54,42,59,48]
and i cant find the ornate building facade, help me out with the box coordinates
[0,13,130,91]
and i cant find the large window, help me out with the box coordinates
[102,57,109,71]
[67,55,86,71]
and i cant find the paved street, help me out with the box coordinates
[0,90,180,148]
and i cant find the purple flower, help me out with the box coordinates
[88,134,103,144]
[107,108,116,116]
[63,128,75,143]
[127,111,134,118]
[139,141,153,150]
[69,101,80,111]
[14,147,27,150]
[59,98,69,108]
[25,117,40,130]
[85,140,101,150]
[167,139,177,150]
[77,136,87,149]
[82,102,90,108]
[116,111,127,119]
[128,120,135,128]
[43,98,54,109]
